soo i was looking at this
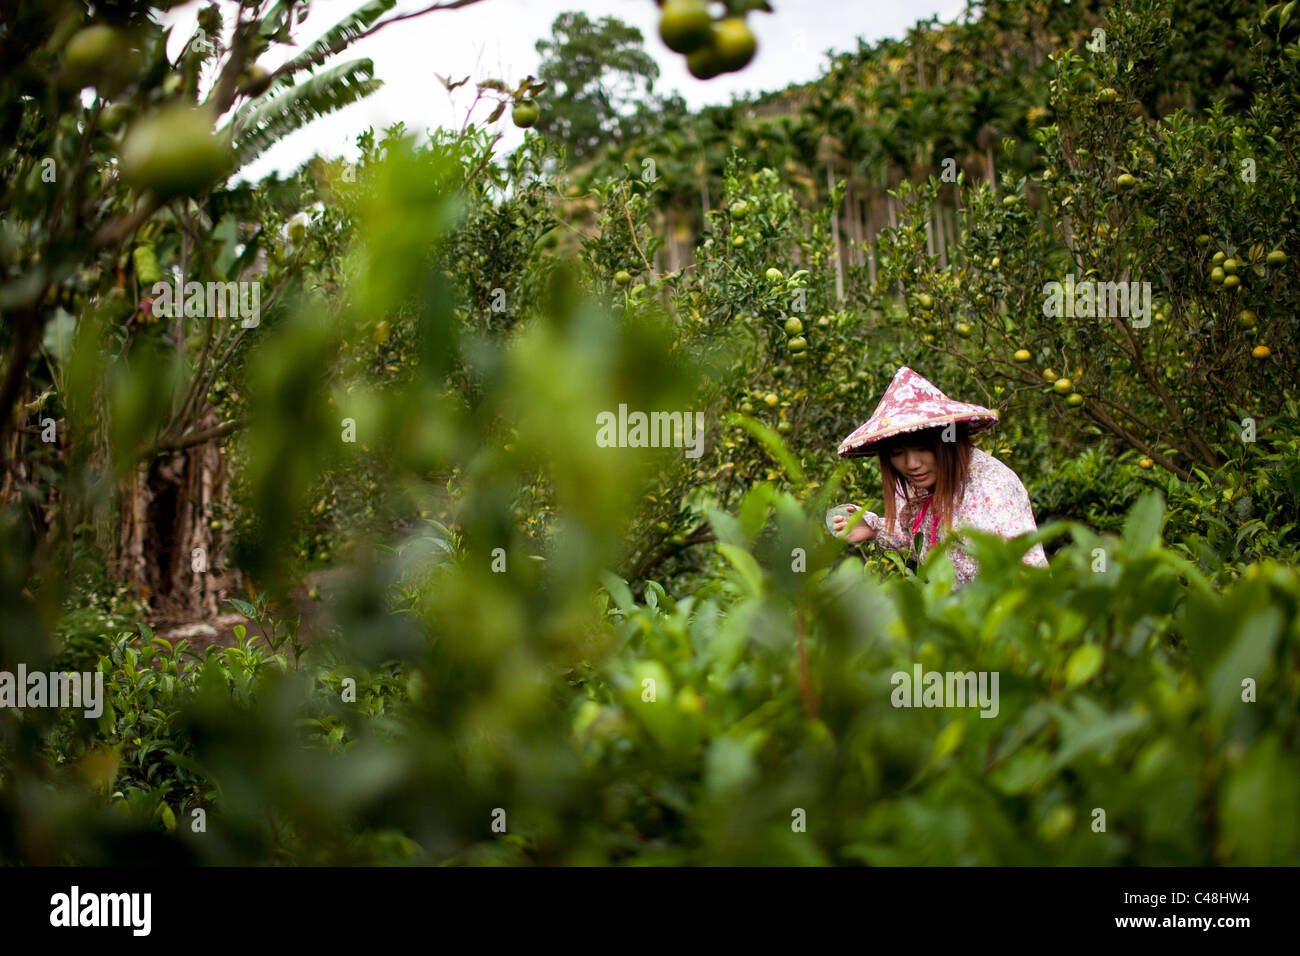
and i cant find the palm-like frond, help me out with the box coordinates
[278,0,398,78]
[225,58,382,169]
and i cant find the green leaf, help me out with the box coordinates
[1064,644,1105,687]
[598,570,635,613]
[930,719,965,763]
[41,308,77,365]
[1219,734,1300,864]
[705,734,758,796]
[990,747,1053,795]
[705,596,756,676]
[1050,697,1148,770]
[737,482,777,543]
[717,543,764,594]
[1122,491,1164,555]
[226,597,256,619]
[704,505,745,548]
[1207,604,1283,727]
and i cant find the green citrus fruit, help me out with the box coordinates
[1115,173,1136,189]
[1098,87,1119,103]
[1013,348,1031,361]
[763,392,779,407]
[1266,249,1287,265]
[614,270,632,286]
[916,292,933,309]
[1042,368,1058,382]
[1221,257,1239,275]
[118,104,231,200]
[1065,392,1084,407]
[1053,377,1073,393]
[1237,309,1257,328]
[686,43,725,79]
[787,335,807,352]
[728,200,749,219]
[100,102,134,132]
[955,322,972,337]
[739,402,754,414]
[64,25,126,89]
[1223,275,1240,289]
[732,234,746,246]
[784,316,803,336]
[659,0,713,54]
[1196,234,1211,246]
[765,267,783,282]
[512,100,539,128]
[712,17,757,72]
[776,421,792,435]
[1211,251,1226,265]
[1209,266,1225,283]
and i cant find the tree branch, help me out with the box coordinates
[143,418,248,457]
[357,0,492,43]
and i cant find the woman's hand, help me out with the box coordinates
[832,504,876,543]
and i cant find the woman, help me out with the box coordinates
[831,366,1048,586]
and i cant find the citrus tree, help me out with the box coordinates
[874,2,1298,482]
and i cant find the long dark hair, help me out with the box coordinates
[876,423,975,537]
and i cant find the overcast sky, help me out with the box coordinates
[162,0,969,183]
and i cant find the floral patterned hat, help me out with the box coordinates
[837,366,999,459]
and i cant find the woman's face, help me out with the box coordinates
[889,444,937,489]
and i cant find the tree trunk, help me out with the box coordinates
[826,161,844,302]
[935,207,947,269]
[115,407,239,622]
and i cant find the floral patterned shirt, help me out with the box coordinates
[859,447,1049,586]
